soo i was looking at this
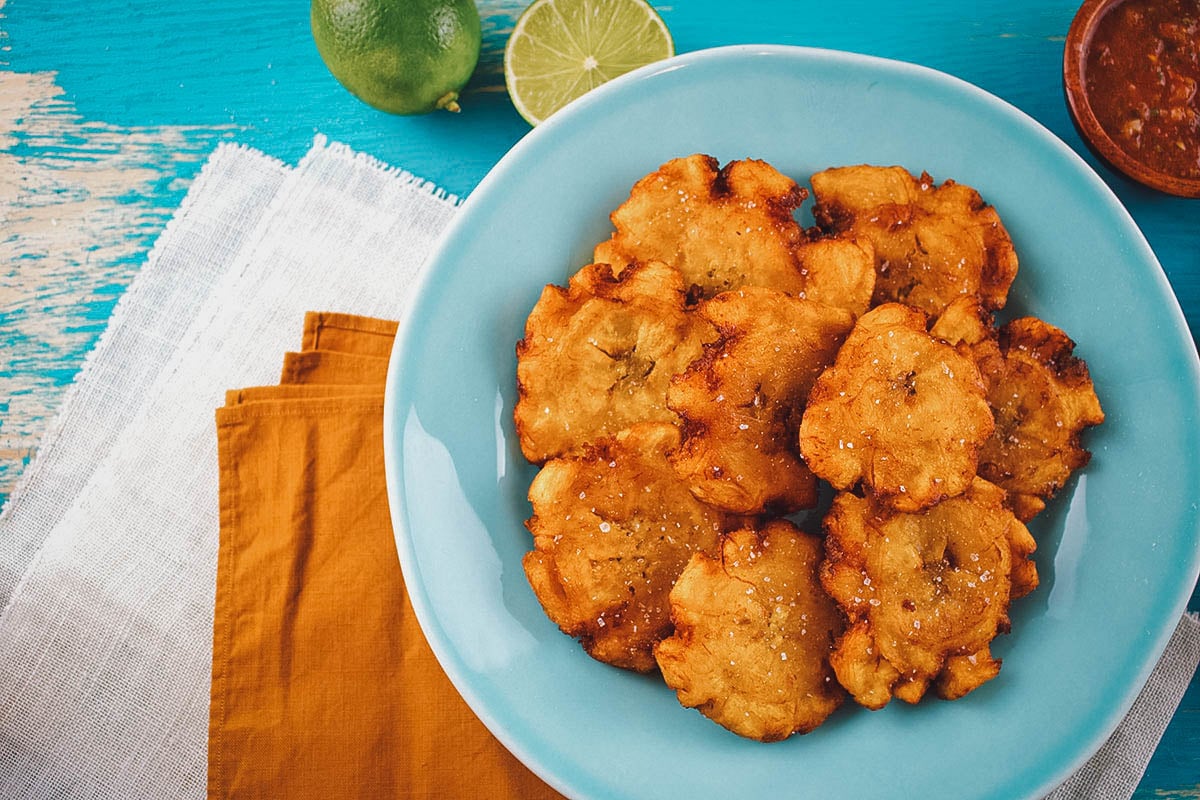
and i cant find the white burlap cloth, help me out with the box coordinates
[0,137,1195,799]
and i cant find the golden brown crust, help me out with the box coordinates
[514,260,712,463]
[810,165,1019,316]
[513,156,1104,736]
[793,235,877,317]
[667,287,855,514]
[976,317,1105,519]
[820,479,1035,708]
[654,521,846,741]
[936,647,1003,700]
[798,303,995,512]
[933,297,1105,522]
[523,423,733,672]
[929,293,996,350]
[593,154,810,299]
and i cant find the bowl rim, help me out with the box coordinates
[1063,0,1200,198]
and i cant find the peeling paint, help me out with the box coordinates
[0,10,233,497]
[1151,785,1200,799]
[471,1,524,89]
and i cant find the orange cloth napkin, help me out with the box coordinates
[209,311,562,799]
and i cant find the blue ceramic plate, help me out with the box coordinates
[384,45,1200,800]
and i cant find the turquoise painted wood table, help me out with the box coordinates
[2,0,1197,796]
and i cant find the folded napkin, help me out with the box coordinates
[210,312,559,798]
[0,136,1194,799]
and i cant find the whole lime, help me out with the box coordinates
[311,0,482,115]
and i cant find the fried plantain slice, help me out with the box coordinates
[655,520,846,741]
[668,287,855,514]
[794,235,877,318]
[927,292,996,350]
[592,154,810,299]
[514,260,712,464]
[810,165,1019,316]
[932,296,1105,522]
[980,317,1105,521]
[523,423,734,672]
[820,479,1035,708]
[799,303,994,512]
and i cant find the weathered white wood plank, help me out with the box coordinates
[0,63,232,498]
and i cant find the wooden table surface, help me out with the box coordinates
[2,0,1197,795]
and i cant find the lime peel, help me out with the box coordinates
[311,0,481,116]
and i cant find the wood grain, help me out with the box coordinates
[0,0,1196,794]
[0,49,231,496]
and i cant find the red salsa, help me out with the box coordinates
[1085,0,1200,179]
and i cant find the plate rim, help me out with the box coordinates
[384,43,1200,800]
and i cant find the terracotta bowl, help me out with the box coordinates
[1064,0,1200,198]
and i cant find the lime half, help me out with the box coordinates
[504,0,674,126]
